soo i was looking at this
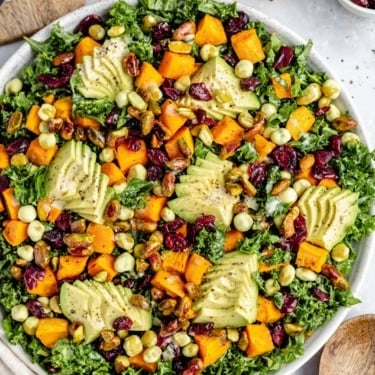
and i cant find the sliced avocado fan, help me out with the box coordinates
[45,140,114,224]
[60,280,152,343]
[297,185,359,250]
[167,152,239,227]
[178,56,260,120]
[192,251,258,328]
[74,38,134,101]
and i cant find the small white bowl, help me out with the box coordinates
[337,0,375,17]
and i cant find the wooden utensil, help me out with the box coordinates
[319,314,375,374]
[0,0,85,45]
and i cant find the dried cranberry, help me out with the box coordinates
[26,299,47,318]
[240,76,261,91]
[271,145,300,173]
[6,137,31,157]
[160,217,185,234]
[194,215,216,233]
[173,357,188,373]
[153,41,163,55]
[274,46,294,69]
[124,136,142,151]
[161,79,184,100]
[328,135,342,157]
[314,150,334,167]
[0,175,10,192]
[281,214,307,252]
[248,162,267,185]
[55,211,72,231]
[123,279,136,289]
[147,148,168,166]
[224,11,249,36]
[38,63,74,89]
[137,272,153,293]
[43,229,64,248]
[147,165,163,181]
[105,107,121,127]
[280,291,298,314]
[271,323,288,347]
[23,264,44,290]
[315,106,330,117]
[222,54,237,67]
[311,166,338,180]
[189,83,212,101]
[75,14,104,34]
[152,22,172,40]
[187,108,217,127]
[312,288,330,302]
[188,322,214,336]
[164,232,188,251]
[162,342,181,360]
[113,316,133,330]
[159,319,180,338]
[100,345,124,362]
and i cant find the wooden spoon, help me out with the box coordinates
[319,314,375,374]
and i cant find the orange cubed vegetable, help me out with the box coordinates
[56,255,89,281]
[116,139,148,174]
[135,61,165,91]
[245,323,275,357]
[53,96,73,123]
[185,253,212,285]
[101,162,126,186]
[129,352,157,373]
[136,195,167,223]
[26,138,58,166]
[73,117,101,129]
[25,105,42,135]
[74,36,101,65]
[159,99,188,136]
[2,187,20,220]
[162,250,190,274]
[258,262,286,273]
[271,73,292,99]
[158,51,196,80]
[286,106,315,140]
[3,220,28,246]
[253,134,276,161]
[151,270,186,298]
[194,333,231,367]
[195,14,227,47]
[299,154,315,170]
[35,318,69,349]
[231,29,265,63]
[211,116,244,146]
[87,254,118,281]
[0,144,10,169]
[256,295,284,323]
[294,168,318,186]
[0,198,4,213]
[86,223,115,254]
[26,266,59,297]
[165,126,194,159]
[224,229,244,252]
[296,241,329,273]
[318,178,339,188]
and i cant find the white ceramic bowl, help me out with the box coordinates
[0,1,374,374]
[337,0,375,17]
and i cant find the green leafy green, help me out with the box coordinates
[238,229,280,255]
[232,142,258,164]
[194,228,225,263]
[117,178,154,210]
[2,164,47,205]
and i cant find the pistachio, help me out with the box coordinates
[33,240,51,269]
[87,126,105,148]
[332,115,358,131]
[7,111,23,134]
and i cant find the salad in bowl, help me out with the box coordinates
[0,0,374,374]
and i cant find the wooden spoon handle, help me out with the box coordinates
[0,0,85,45]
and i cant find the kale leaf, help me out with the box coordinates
[194,228,225,263]
[117,178,154,210]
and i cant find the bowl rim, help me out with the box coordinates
[0,1,374,374]
[337,0,375,16]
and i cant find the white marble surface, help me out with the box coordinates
[0,0,374,374]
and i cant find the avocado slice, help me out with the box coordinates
[168,152,238,227]
[297,186,359,250]
[192,251,258,328]
[60,280,152,343]
[178,56,260,120]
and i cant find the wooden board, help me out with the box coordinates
[0,0,85,45]
[319,314,375,374]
